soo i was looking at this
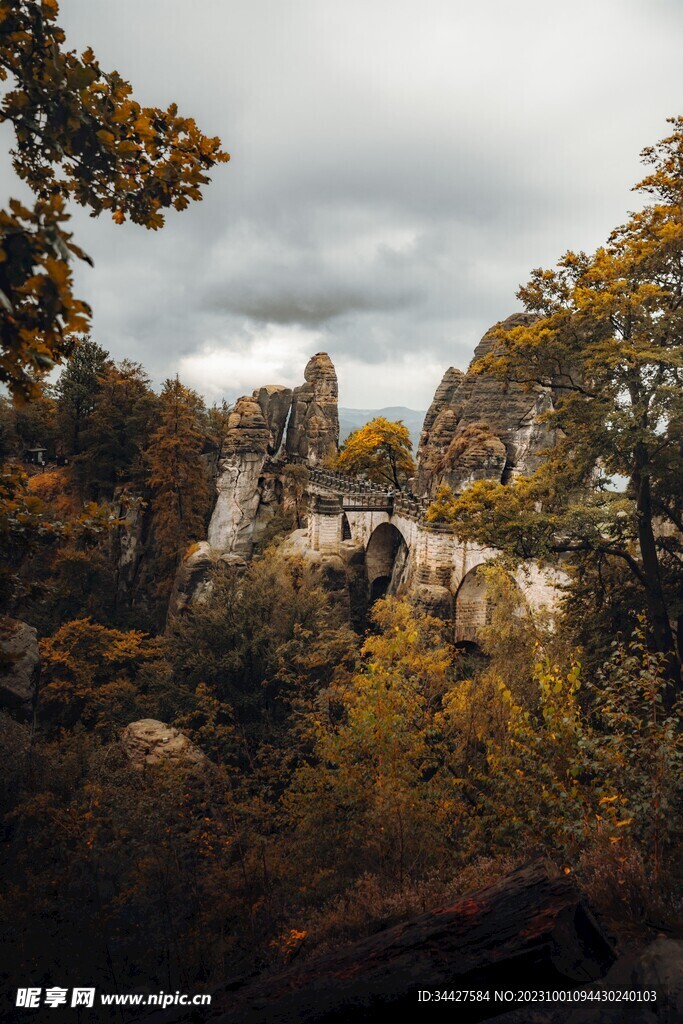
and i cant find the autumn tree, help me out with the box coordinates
[0,385,58,461]
[148,377,211,574]
[54,335,109,455]
[0,0,228,400]
[168,554,356,745]
[23,493,122,633]
[0,463,54,610]
[287,599,458,891]
[39,616,165,734]
[473,633,683,877]
[0,398,15,461]
[336,416,415,489]
[167,552,359,925]
[204,398,232,457]
[72,359,157,499]
[0,726,244,993]
[433,118,683,691]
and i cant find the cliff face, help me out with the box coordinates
[207,395,271,558]
[414,313,556,496]
[254,385,292,456]
[170,326,559,620]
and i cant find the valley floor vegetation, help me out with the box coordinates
[1,446,681,995]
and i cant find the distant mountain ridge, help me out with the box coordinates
[338,406,426,451]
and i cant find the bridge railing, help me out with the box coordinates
[299,463,438,525]
[310,476,432,523]
[393,491,432,520]
[307,466,391,496]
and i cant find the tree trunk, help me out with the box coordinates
[173,860,615,1024]
[633,457,681,701]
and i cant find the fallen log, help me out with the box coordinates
[154,859,616,1024]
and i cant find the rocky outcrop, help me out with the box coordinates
[166,543,249,622]
[0,618,39,719]
[254,384,293,456]
[167,541,218,618]
[120,719,206,769]
[417,366,465,459]
[111,491,148,611]
[490,937,683,1023]
[414,313,556,496]
[285,353,339,466]
[207,395,272,557]
[596,938,683,1024]
[205,355,339,562]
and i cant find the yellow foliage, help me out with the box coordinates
[27,467,79,515]
[336,417,415,489]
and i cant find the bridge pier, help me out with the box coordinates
[410,523,456,619]
[415,524,457,588]
[308,493,343,555]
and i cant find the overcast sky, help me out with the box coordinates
[3,0,682,408]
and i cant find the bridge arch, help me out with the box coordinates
[365,522,408,603]
[454,566,491,643]
[454,564,524,644]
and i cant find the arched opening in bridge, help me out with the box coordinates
[365,522,407,603]
[341,512,352,541]
[454,565,522,646]
[454,566,493,645]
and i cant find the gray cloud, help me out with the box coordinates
[2,0,682,407]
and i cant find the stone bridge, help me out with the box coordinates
[305,467,561,643]
[193,343,565,640]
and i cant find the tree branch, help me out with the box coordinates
[549,541,648,586]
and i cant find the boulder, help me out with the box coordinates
[594,938,683,1024]
[166,541,217,618]
[487,937,682,1024]
[0,618,39,718]
[120,719,206,769]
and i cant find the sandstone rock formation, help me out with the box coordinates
[595,938,683,1024]
[110,491,147,611]
[254,384,292,456]
[167,540,218,618]
[207,395,272,558]
[0,618,39,719]
[417,365,465,451]
[204,354,339,562]
[285,353,339,465]
[414,313,556,496]
[120,719,206,769]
